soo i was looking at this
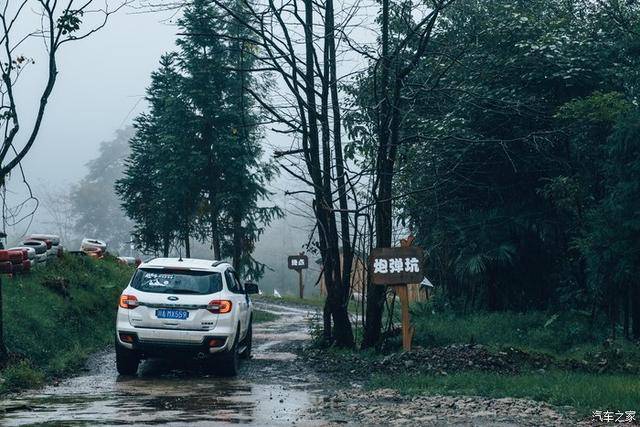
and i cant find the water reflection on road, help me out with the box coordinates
[0,303,325,426]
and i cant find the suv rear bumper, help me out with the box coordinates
[116,331,230,358]
[116,322,236,356]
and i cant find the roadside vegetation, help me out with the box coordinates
[255,294,326,310]
[410,304,640,361]
[0,256,132,393]
[254,294,362,315]
[303,299,640,419]
[369,370,640,418]
[252,309,279,324]
[396,304,640,416]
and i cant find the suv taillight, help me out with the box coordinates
[207,300,232,314]
[119,294,139,309]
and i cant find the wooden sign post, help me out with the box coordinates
[287,253,309,299]
[369,246,424,352]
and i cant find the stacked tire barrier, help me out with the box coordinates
[0,233,65,276]
[0,247,39,275]
[0,235,118,276]
[80,238,107,259]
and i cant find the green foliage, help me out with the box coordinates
[369,371,640,417]
[252,309,279,323]
[0,256,133,393]
[116,0,281,276]
[116,53,201,255]
[557,92,632,123]
[0,361,44,393]
[411,306,611,357]
[57,10,83,35]
[343,0,640,330]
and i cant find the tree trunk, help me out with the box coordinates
[326,0,354,322]
[610,293,617,339]
[184,233,191,258]
[211,213,221,260]
[624,284,630,339]
[302,0,353,348]
[203,116,221,261]
[0,277,7,366]
[362,170,393,348]
[232,213,242,271]
[487,269,499,311]
[363,80,401,347]
[163,234,170,257]
[317,202,354,347]
[323,299,332,343]
[632,282,640,340]
[362,0,391,350]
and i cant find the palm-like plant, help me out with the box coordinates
[452,209,517,310]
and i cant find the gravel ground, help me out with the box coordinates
[299,344,597,425]
[312,387,578,426]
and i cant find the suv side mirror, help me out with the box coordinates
[244,282,259,294]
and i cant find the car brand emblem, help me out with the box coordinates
[167,296,179,301]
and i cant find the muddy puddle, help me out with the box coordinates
[0,303,328,426]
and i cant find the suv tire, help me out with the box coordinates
[219,330,240,376]
[116,340,139,376]
[239,321,252,359]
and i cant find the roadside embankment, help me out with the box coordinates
[299,307,640,424]
[0,255,133,394]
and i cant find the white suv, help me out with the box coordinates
[115,258,257,376]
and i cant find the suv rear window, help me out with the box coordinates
[131,268,223,295]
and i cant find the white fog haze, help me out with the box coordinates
[4,4,315,296]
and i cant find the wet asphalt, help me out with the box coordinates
[0,303,328,426]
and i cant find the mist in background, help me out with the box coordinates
[3,5,315,297]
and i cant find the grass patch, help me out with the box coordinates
[253,309,279,323]
[0,255,133,393]
[0,361,45,393]
[255,294,327,309]
[410,305,640,362]
[369,370,640,417]
[255,294,361,313]
[370,306,640,418]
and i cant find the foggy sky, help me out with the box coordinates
[11,7,178,188]
[4,3,327,294]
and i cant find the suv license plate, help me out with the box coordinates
[156,309,189,320]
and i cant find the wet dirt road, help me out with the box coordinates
[0,302,328,426]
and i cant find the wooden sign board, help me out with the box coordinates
[287,254,309,270]
[369,247,424,285]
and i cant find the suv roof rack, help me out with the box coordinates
[211,260,226,267]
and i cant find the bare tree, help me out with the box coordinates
[362,0,455,348]
[148,0,452,348]
[38,184,78,245]
[184,0,359,346]
[0,0,127,363]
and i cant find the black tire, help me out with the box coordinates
[219,330,240,376]
[240,321,252,360]
[116,340,139,376]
